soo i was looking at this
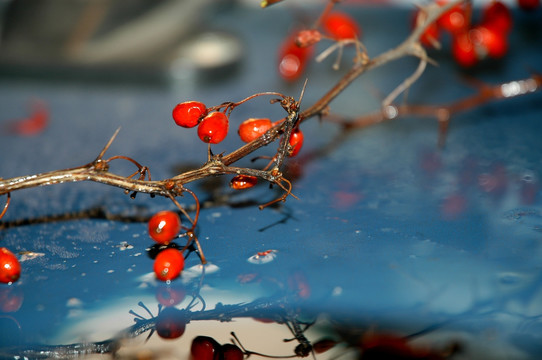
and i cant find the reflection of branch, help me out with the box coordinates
[1,296,291,359]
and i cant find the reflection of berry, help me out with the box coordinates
[156,286,186,307]
[148,211,181,245]
[221,343,244,360]
[191,336,220,360]
[172,101,207,128]
[156,307,187,339]
[198,112,229,144]
[153,248,185,281]
[0,248,20,284]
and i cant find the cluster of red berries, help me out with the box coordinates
[417,0,539,67]
[0,247,20,284]
[191,336,244,360]
[172,101,229,144]
[173,101,305,193]
[148,210,185,281]
[278,11,361,81]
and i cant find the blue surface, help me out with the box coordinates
[1,4,542,359]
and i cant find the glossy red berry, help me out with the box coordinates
[278,31,314,82]
[155,307,187,339]
[221,344,244,360]
[230,175,258,190]
[437,0,469,34]
[238,118,272,143]
[198,112,229,144]
[191,336,220,360]
[451,31,478,67]
[0,248,20,284]
[471,25,508,59]
[148,211,181,245]
[518,0,540,11]
[482,1,512,34]
[153,248,185,282]
[322,11,361,40]
[288,129,304,157]
[172,101,207,128]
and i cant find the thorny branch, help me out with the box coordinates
[0,0,540,232]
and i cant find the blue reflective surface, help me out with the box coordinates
[1,3,542,359]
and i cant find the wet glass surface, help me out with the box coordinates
[1,2,542,359]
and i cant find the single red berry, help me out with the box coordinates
[197,112,229,144]
[221,344,244,360]
[172,101,207,128]
[288,129,304,157]
[191,336,220,360]
[238,118,272,143]
[148,211,181,245]
[230,175,258,190]
[278,31,314,82]
[153,248,185,282]
[471,25,508,59]
[518,0,540,11]
[451,31,478,67]
[437,0,469,34]
[295,29,322,48]
[413,9,440,48]
[155,307,187,339]
[322,11,361,40]
[482,1,513,34]
[0,248,20,284]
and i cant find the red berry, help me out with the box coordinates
[0,248,20,284]
[221,344,244,360]
[437,0,469,34]
[198,112,229,144]
[278,31,314,82]
[191,336,220,360]
[518,0,540,11]
[230,175,258,190]
[482,1,513,34]
[451,31,478,67]
[172,101,207,128]
[238,118,272,143]
[471,25,508,59]
[288,129,304,157]
[148,211,181,245]
[155,307,187,339]
[153,248,185,281]
[322,11,361,40]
